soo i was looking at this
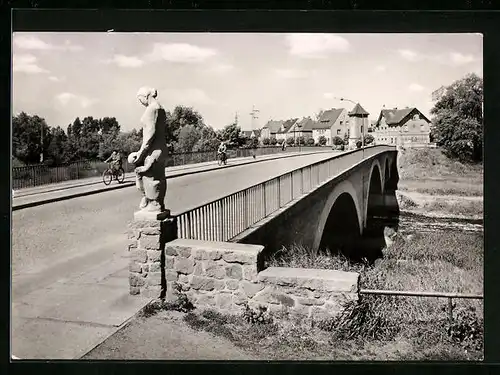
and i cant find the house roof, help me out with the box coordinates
[289,117,314,132]
[277,118,299,134]
[376,107,431,127]
[262,120,284,133]
[314,108,345,129]
[348,103,369,116]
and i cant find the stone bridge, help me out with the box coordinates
[128,146,400,321]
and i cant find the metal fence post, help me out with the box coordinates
[243,189,248,229]
[263,182,267,217]
[448,297,453,323]
[277,176,281,208]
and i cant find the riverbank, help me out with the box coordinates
[396,147,483,219]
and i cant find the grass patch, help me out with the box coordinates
[257,228,483,360]
[398,148,483,181]
[421,199,483,217]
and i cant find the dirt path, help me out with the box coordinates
[81,310,257,360]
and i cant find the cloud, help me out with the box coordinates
[13,35,83,52]
[398,48,479,66]
[375,65,386,72]
[12,54,48,74]
[146,43,217,63]
[106,54,145,68]
[56,92,96,107]
[398,49,419,62]
[285,34,350,58]
[275,68,309,79]
[409,83,425,92]
[449,52,476,65]
[323,92,335,99]
[207,63,235,74]
[161,88,213,105]
[56,92,77,105]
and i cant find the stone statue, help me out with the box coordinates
[128,87,168,214]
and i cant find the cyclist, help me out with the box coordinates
[105,150,122,175]
[217,142,227,163]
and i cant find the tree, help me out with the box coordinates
[364,134,375,145]
[193,126,219,152]
[219,123,244,148]
[296,136,305,146]
[343,133,349,145]
[12,112,51,164]
[318,135,327,146]
[270,137,277,146]
[307,137,315,146]
[262,137,271,146]
[177,124,203,153]
[45,126,68,165]
[286,136,295,146]
[430,73,483,162]
[166,105,205,144]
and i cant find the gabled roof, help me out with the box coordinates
[262,120,284,133]
[348,103,369,116]
[314,108,345,129]
[277,118,299,134]
[289,117,315,132]
[375,107,431,127]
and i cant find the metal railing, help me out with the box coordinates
[359,289,483,322]
[11,146,321,190]
[174,145,395,242]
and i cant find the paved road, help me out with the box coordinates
[12,152,336,300]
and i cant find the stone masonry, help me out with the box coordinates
[160,238,360,321]
[128,212,177,299]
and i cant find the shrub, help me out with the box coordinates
[270,137,278,145]
[364,134,375,145]
[446,306,483,351]
[318,135,327,146]
[296,136,305,146]
[307,137,315,146]
[262,137,270,146]
[242,302,273,325]
[286,137,295,146]
[139,283,194,317]
[318,296,399,341]
[332,136,343,146]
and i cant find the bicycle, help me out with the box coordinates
[102,163,125,185]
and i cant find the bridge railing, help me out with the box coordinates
[173,145,395,242]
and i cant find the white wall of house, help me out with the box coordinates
[312,128,332,145]
[373,114,431,145]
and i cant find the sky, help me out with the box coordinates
[12,32,483,132]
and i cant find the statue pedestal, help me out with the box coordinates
[128,209,177,299]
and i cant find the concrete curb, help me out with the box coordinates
[13,151,331,211]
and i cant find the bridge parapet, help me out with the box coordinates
[158,238,359,321]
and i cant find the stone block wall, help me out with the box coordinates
[128,217,176,298]
[161,239,360,321]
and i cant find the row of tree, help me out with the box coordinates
[260,133,374,147]
[12,106,256,167]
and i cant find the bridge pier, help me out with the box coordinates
[128,210,177,299]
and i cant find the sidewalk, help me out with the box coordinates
[11,251,151,359]
[13,150,334,210]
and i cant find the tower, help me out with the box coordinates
[347,103,369,149]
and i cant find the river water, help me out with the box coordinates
[397,211,483,234]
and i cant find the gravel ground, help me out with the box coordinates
[82,310,257,360]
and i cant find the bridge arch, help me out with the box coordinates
[313,180,363,256]
[364,159,384,228]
